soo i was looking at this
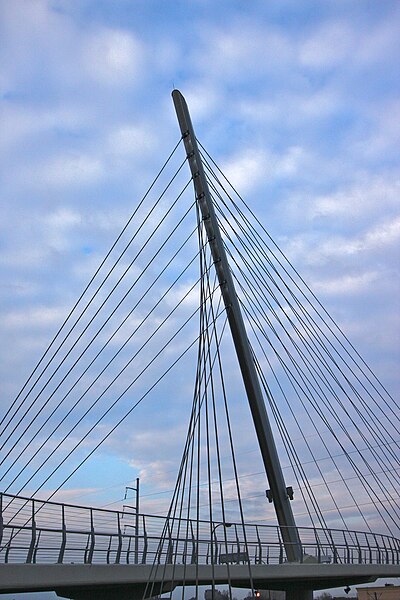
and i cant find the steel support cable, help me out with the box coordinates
[209,185,400,448]
[164,225,221,521]
[3,297,227,538]
[202,287,215,577]
[134,462,400,523]
[176,290,214,600]
[149,208,249,594]
[200,243,255,593]
[170,219,256,583]
[2,218,200,489]
[234,266,400,497]
[218,235,400,467]
[1,173,192,462]
[162,228,250,593]
[226,256,396,521]
[217,223,400,491]
[141,287,227,598]
[252,332,356,533]
[0,139,183,434]
[198,142,397,410]
[148,231,219,598]
[37,281,225,501]
[203,163,400,468]
[0,165,190,452]
[218,220,400,488]
[178,205,212,585]
[233,280,336,530]
[251,341,343,532]
[184,475,400,525]
[236,295,400,535]
[1,193,197,479]
[231,262,400,527]
[99,437,399,514]
[1,305,228,552]
[1,151,187,444]
[238,299,331,531]
[9,262,214,496]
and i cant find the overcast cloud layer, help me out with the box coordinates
[1,0,399,547]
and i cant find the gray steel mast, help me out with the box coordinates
[172,90,303,564]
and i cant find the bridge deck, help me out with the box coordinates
[1,493,399,598]
[1,563,399,598]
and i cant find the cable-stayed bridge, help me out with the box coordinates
[0,91,399,600]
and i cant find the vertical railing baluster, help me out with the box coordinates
[33,530,41,563]
[87,508,95,564]
[115,512,122,564]
[190,520,197,564]
[166,519,173,564]
[5,527,14,564]
[26,499,36,564]
[58,504,67,564]
[141,515,147,564]
[0,494,3,548]
[255,525,262,564]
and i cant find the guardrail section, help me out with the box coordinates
[1,493,399,567]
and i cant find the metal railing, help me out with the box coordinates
[1,493,399,567]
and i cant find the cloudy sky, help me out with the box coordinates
[1,2,399,594]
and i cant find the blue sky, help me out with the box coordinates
[1,0,399,594]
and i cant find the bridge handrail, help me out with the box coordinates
[1,492,399,567]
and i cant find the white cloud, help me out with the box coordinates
[363,216,400,251]
[311,270,378,296]
[305,177,400,221]
[299,21,354,69]
[35,153,104,188]
[3,305,69,330]
[108,123,156,157]
[82,28,143,86]
[195,22,293,81]
[44,207,81,229]
[221,145,310,194]
[221,150,269,193]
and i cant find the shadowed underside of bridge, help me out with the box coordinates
[2,564,398,599]
[1,90,399,599]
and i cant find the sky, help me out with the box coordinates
[1,0,399,596]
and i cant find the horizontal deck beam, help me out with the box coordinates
[1,563,398,598]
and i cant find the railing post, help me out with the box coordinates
[90,508,95,564]
[115,512,122,564]
[5,527,14,563]
[26,499,36,564]
[256,525,262,564]
[166,519,173,564]
[190,520,197,564]
[0,494,3,548]
[85,508,95,564]
[126,535,132,564]
[141,515,147,564]
[33,530,41,563]
[58,504,67,564]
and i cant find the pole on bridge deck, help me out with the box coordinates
[172,90,303,565]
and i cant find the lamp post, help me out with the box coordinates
[123,478,140,564]
[211,522,232,564]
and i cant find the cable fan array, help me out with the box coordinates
[0,141,216,502]
[0,129,398,559]
[195,141,399,538]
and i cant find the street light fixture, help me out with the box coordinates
[211,522,233,564]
